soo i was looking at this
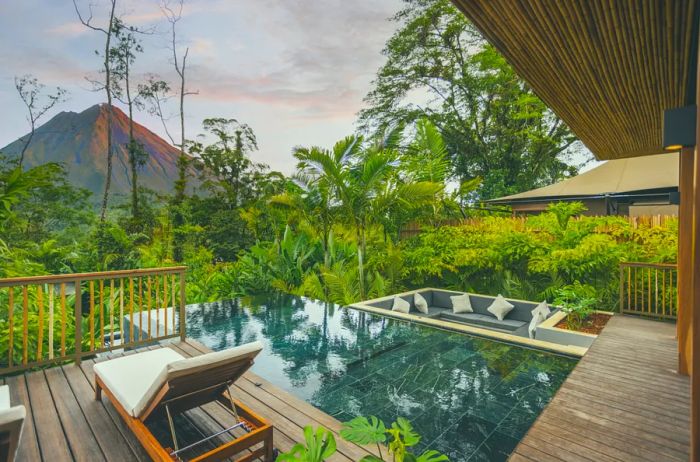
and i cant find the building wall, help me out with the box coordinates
[509,197,678,217]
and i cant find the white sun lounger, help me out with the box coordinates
[0,385,26,462]
[94,341,274,461]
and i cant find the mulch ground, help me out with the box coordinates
[555,312,612,335]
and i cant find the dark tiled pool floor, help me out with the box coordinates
[185,295,577,461]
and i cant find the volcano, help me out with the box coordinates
[1,104,200,197]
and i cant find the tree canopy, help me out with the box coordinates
[359,0,585,199]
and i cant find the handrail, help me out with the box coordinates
[1,266,187,375]
[619,262,677,319]
[0,266,187,287]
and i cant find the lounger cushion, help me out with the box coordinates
[392,296,410,314]
[414,292,429,314]
[166,341,264,380]
[0,385,9,410]
[487,294,515,321]
[94,348,185,417]
[0,387,26,462]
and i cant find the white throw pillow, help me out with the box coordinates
[414,292,429,314]
[528,309,546,339]
[487,294,515,321]
[392,296,410,314]
[450,293,473,313]
[531,300,551,320]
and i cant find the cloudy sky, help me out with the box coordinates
[0,0,403,174]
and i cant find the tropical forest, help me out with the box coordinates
[1,0,676,312]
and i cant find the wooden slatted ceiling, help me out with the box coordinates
[451,0,699,160]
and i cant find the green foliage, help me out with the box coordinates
[339,416,387,446]
[359,0,583,199]
[341,416,448,462]
[401,212,677,310]
[547,201,588,231]
[277,426,337,462]
[553,282,598,330]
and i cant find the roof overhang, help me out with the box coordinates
[451,0,700,160]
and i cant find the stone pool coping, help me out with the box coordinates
[348,288,589,357]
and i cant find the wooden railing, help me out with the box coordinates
[619,262,677,319]
[0,266,186,374]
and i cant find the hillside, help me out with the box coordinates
[0,104,199,197]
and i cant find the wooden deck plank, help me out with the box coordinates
[510,315,691,461]
[43,367,106,461]
[60,363,144,461]
[76,358,155,461]
[25,367,73,461]
[5,374,41,462]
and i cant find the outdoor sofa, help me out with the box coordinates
[359,289,558,338]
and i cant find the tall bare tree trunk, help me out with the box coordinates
[125,57,139,221]
[163,0,192,263]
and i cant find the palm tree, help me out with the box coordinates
[292,133,443,298]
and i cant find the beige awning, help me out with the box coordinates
[490,152,678,203]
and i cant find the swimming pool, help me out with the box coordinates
[184,293,576,461]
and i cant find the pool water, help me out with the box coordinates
[184,293,576,461]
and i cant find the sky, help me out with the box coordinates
[0,0,403,174]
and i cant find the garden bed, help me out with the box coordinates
[555,312,612,335]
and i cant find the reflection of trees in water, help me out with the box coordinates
[245,294,421,388]
[186,299,256,350]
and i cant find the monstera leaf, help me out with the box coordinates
[405,450,449,462]
[277,426,337,462]
[340,416,387,446]
[392,417,421,447]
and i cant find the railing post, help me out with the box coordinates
[179,270,186,342]
[74,278,83,365]
[619,264,624,315]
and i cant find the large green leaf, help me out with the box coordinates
[410,450,450,462]
[393,417,420,447]
[277,426,337,462]
[340,416,387,445]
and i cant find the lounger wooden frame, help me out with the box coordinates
[95,356,274,462]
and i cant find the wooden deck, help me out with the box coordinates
[510,315,691,462]
[2,339,375,461]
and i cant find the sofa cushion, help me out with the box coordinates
[442,312,526,331]
[450,293,473,313]
[94,347,184,417]
[414,292,429,314]
[424,306,450,318]
[487,294,515,321]
[392,296,410,314]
